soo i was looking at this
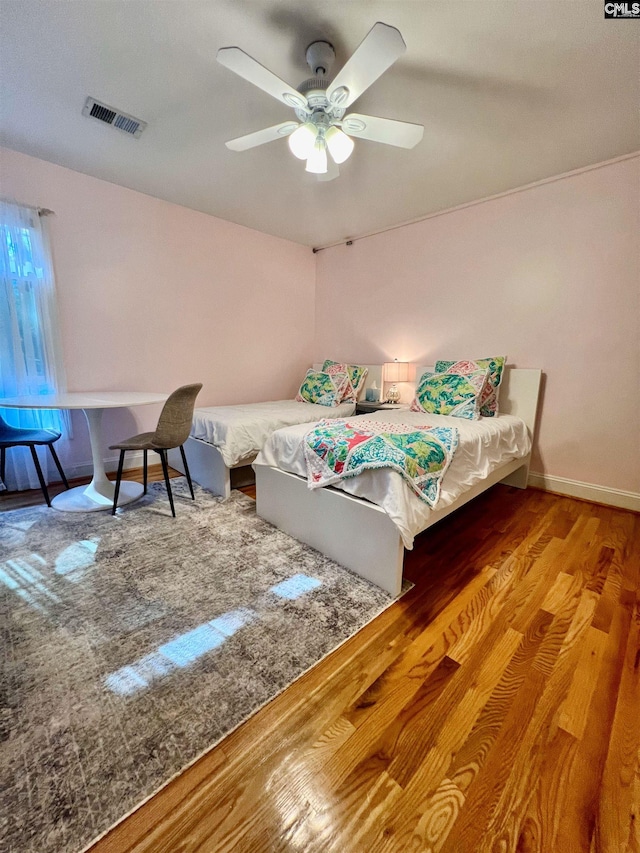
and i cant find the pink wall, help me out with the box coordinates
[1,147,315,475]
[2,147,638,495]
[315,155,640,495]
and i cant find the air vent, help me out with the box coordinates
[82,97,147,138]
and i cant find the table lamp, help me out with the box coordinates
[383,360,410,403]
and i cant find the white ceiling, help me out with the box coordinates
[1,1,638,248]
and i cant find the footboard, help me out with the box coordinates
[255,463,405,597]
[168,437,233,498]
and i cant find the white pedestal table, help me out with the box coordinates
[1,391,167,512]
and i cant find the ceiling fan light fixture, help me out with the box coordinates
[218,22,424,178]
[325,125,354,164]
[305,139,328,174]
[288,121,317,159]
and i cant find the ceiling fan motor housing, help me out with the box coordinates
[295,75,346,123]
[305,40,335,76]
[297,76,329,97]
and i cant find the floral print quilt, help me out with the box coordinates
[303,419,459,508]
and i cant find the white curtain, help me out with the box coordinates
[0,200,68,491]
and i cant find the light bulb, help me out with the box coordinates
[325,126,354,164]
[288,122,317,160]
[305,139,328,174]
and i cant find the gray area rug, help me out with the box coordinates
[0,480,399,853]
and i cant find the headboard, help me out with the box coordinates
[415,365,542,438]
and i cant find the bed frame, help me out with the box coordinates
[168,364,383,498]
[168,439,256,499]
[254,367,542,597]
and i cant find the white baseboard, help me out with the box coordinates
[49,456,640,514]
[64,451,164,481]
[528,471,640,513]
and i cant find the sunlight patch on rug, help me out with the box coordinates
[0,480,403,853]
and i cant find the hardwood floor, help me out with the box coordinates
[2,476,638,851]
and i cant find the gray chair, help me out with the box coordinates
[109,383,202,516]
[0,413,70,506]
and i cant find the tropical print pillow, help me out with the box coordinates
[322,360,369,403]
[296,370,350,407]
[410,369,487,420]
[435,356,507,417]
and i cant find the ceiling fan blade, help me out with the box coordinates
[225,122,299,152]
[327,22,406,110]
[217,47,308,111]
[342,113,424,148]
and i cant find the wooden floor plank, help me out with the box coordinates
[557,624,609,739]
[374,626,524,853]
[443,545,609,852]
[323,653,461,793]
[399,609,554,853]
[597,590,640,852]
[525,512,637,853]
[433,602,576,853]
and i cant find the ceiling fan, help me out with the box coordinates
[216,22,424,179]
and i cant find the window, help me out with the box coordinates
[1,200,67,490]
[4,223,53,393]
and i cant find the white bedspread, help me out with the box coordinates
[254,409,531,549]
[190,400,355,468]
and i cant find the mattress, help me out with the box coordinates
[254,409,531,549]
[190,399,355,468]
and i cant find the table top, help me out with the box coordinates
[1,391,168,410]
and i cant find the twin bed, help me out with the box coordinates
[171,362,541,598]
[168,365,382,497]
[255,366,541,595]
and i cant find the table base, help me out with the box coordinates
[52,480,144,513]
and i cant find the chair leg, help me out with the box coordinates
[0,447,5,486]
[29,445,51,507]
[159,449,175,517]
[180,445,195,500]
[48,443,70,489]
[112,450,125,515]
[143,449,148,495]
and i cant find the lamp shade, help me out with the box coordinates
[305,139,328,174]
[288,122,318,160]
[325,126,354,164]
[383,361,410,383]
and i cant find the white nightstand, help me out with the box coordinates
[355,401,411,415]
